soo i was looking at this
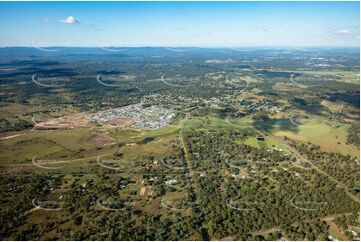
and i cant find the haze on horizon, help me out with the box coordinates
[0,1,359,48]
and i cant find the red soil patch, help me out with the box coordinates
[88,134,114,145]
[35,115,90,130]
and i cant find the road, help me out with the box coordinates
[178,113,210,240]
[178,113,197,202]
[272,135,359,203]
[0,128,34,140]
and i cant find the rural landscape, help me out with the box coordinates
[0,46,359,241]
[0,1,359,241]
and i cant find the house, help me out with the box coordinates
[164,179,177,185]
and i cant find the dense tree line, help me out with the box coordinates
[346,124,360,147]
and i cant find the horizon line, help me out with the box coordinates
[0,45,359,49]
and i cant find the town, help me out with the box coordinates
[88,103,176,130]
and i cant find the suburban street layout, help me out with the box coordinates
[0,1,359,241]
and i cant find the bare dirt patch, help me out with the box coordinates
[140,187,146,196]
[35,114,135,131]
[88,134,114,145]
[35,115,90,130]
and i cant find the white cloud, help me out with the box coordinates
[327,29,352,35]
[60,16,80,25]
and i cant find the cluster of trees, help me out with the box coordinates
[184,130,359,240]
[346,124,360,147]
[2,129,359,240]
[0,172,201,240]
[185,129,290,173]
[0,117,33,133]
[0,174,61,239]
[283,220,329,240]
[4,165,358,240]
[289,140,360,190]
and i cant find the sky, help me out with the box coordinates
[0,1,359,47]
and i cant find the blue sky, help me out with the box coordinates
[0,1,359,47]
